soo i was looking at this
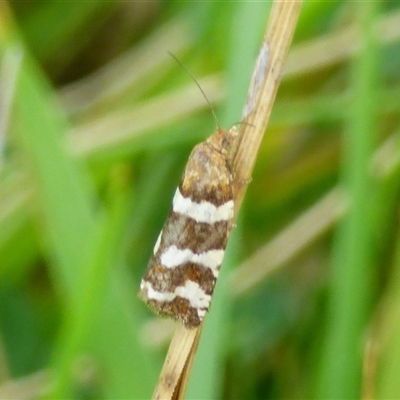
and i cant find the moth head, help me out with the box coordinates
[207,126,238,155]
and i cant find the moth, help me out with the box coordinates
[138,125,238,328]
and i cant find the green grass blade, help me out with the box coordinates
[11,48,156,399]
[316,3,381,398]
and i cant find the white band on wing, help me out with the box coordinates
[160,245,224,277]
[172,188,233,224]
[140,280,211,317]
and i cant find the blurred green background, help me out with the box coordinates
[1,1,400,399]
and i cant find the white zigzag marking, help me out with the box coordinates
[160,245,224,277]
[141,280,211,316]
[172,188,233,224]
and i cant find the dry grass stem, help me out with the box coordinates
[233,1,302,214]
[151,325,199,400]
[173,328,202,400]
[151,2,301,399]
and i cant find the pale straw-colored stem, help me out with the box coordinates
[151,2,302,399]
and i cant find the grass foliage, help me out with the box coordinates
[1,1,400,399]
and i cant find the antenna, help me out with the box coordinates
[168,51,221,130]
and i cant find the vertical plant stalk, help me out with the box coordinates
[316,3,380,399]
[233,1,301,213]
[151,1,301,399]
